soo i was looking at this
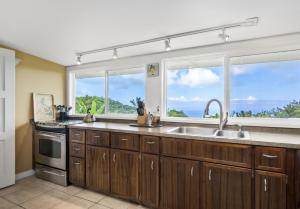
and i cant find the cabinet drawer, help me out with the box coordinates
[69,157,85,187]
[255,146,286,172]
[161,137,192,158]
[69,129,85,144]
[86,130,110,147]
[191,141,252,168]
[141,136,159,154]
[70,143,85,158]
[111,133,139,151]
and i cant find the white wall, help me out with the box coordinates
[67,32,300,120]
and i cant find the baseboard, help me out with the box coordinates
[15,169,35,181]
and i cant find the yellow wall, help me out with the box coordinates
[1,45,66,173]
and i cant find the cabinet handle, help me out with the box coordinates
[113,154,116,162]
[121,138,128,141]
[94,135,101,138]
[191,166,194,177]
[208,169,212,181]
[264,178,267,192]
[74,162,81,165]
[74,133,81,136]
[74,148,80,151]
[262,154,278,159]
[102,152,106,161]
[151,160,154,170]
[146,141,155,145]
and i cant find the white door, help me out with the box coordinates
[0,48,15,188]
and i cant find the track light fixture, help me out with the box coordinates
[219,28,230,42]
[74,17,260,64]
[76,55,81,65]
[165,39,171,51]
[112,48,118,59]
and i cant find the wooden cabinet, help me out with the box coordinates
[69,157,85,186]
[110,149,140,201]
[70,143,85,158]
[141,154,159,208]
[86,130,110,147]
[201,163,252,209]
[111,133,140,151]
[255,170,287,209]
[86,146,110,193]
[69,129,85,144]
[160,156,200,209]
[141,136,159,154]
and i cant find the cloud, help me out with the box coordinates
[231,65,256,75]
[168,68,220,87]
[168,96,206,102]
[232,96,257,101]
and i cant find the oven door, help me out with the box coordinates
[35,131,66,170]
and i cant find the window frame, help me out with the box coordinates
[72,65,146,118]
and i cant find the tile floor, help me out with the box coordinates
[0,176,149,209]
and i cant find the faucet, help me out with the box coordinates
[203,99,228,131]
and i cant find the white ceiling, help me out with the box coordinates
[0,0,299,66]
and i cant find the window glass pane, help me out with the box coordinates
[230,58,300,118]
[75,76,105,115]
[108,69,145,114]
[167,64,224,118]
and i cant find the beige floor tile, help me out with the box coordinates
[9,207,24,209]
[75,190,105,203]
[0,197,17,209]
[2,189,41,205]
[56,185,83,195]
[20,190,71,209]
[52,196,95,209]
[99,196,130,209]
[89,205,110,209]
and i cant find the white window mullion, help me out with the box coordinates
[224,56,230,119]
[104,71,109,114]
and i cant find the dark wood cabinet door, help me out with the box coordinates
[110,149,139,201]
[160,156,200,209]
[141,154,159,208]
[255,170,287,209]
[202,163,252,209]
[86,146,110,193]
[69,157,85,187]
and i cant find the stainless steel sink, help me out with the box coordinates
[167,126,216,136]
[213,129,250,139]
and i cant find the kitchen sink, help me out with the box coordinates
[213,129,250,139]
[167,126,216,136]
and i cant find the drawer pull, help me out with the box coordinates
[262,154,278,159]
[102,152,106,160]
[146,141,156,145]
[74,133,81,136]
[113,154,116,162]
[191,166,194,177]
[74,148,81,151]
[151,160,154,170]
[74,162,81,165]
[94,136,101,138]
[264,178,267,192]
[121,138,128,141]
[208,169,212,181]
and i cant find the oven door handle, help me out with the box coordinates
[40,170,65,177]
[38,133,59,138]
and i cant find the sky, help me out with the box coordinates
[76,60,300,117]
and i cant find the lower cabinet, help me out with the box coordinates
[160,156,200,209]
[86,146,110,193]
[141,154,159,208]
[255,170,287,209]
[69,157,85,187]
[201,162,252,209]
[110,149,140,201]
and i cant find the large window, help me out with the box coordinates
[74,68,145,115]
[165,57,224,118]
[230,53,300,118]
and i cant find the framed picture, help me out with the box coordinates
[33,93,55,122]
[147,63,159,77]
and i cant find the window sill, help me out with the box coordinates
[69,114,137,120]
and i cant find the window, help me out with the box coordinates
[74,67,145,115]
[230,51,300,118]
[108,69,145,114]
[165,56,224,118]
[75,73,105,115]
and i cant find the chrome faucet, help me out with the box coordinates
[203,99,228,131]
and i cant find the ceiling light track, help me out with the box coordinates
[75,17,259,64]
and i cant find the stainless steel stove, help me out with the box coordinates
[34,120,82,186]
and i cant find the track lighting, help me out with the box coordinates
[112,48,118,59]
[241,17,259,27]
[165,39,171,51]
[76,55,81,65]
[219,28,230,42]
